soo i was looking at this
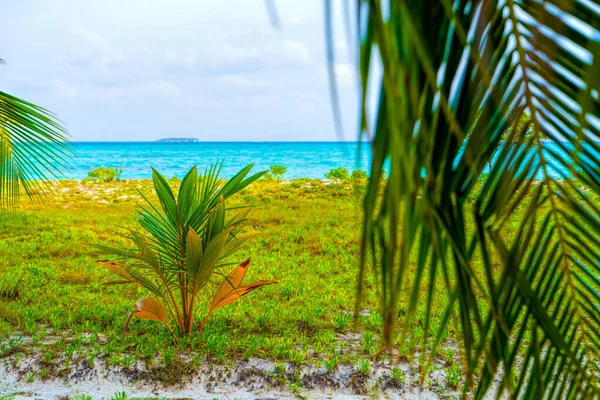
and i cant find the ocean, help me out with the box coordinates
[67,142,372,180]
[64,141,583,180]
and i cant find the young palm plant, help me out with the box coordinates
[269,164,287,180]
[324,0,600,398]
[0,58,71,210]
[325,167,350,182]
[97,163,276,341]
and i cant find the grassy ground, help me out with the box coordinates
[1,178,598,396]
[1,180,409,384]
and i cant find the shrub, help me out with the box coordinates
[350,170,368,182]
[96,163,276,341]
[269,165,287,181]
[325,167,349,182]
[86,167,122,182]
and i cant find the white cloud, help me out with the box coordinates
[251,94,279,107]
[332,62,356,88]
[265,40,310,66]
[316,62,357,90]
[205,39,262,69]
[158,80,182,97]
[6,77,79,98]
[88,80,182,101]
[283,13,310,28]
[164,38,311,73]
[297,93,322,116]
[333,39,353,61]
[212,74,267,88]
[165,49,198,71]
[52,79,79,98]
[62,21,123,67]
[0,0,354,141]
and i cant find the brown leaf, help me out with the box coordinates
[210,281,277,311]
[130,298,169,324]
[98,260,142,287]
[122,298,175,343]
[209,259,276,312]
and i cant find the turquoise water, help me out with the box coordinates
[68,142,372,180]
[64,141,589,180]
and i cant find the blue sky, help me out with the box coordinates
[1,1,358,142]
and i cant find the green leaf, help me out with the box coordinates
[194,226,234,292]
[151,168,178,226]
[177,166,198,224]
[0,89,72,210]
[221,231,261,260]
[185,226,204,289]
[350,0,600,396]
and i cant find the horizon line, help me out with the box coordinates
[69,140,370,143]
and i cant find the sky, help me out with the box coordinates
[0,1,359,142]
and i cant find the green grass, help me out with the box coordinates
[0,180,380,369]
[1,178,598,388]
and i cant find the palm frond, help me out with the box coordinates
[0,89,71,210]
[340,0,600,397]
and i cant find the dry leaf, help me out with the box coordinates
[98,260,142,287]
[122,298,176,343]
[200,259,276,332]
[209,259,276,312]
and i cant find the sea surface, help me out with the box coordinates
[63,141,585,180]
[67,142,372,180]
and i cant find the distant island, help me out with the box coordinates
[156,138,199,143]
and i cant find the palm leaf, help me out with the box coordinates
[0,87,71,210]
[337,0,600,397]
[99,163,266,334]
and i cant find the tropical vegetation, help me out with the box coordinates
[86,167,123,183]
[269,164,287,181]
[0,0,599,397]
[0,57,71,210]
[331,0,600,397]
[96,164,275,340]
[0,172,599,395]
[325,167,350,182]
[350,169,368,183]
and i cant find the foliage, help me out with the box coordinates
[263,172,275,181]
[338,0,600,397]
[325,167,349,182]
[96,163,275,339]
[350,170,368,183]
[269,165,287,181]
[109,392,129,400]
[1,179,599,389]
[86,167,123,183]
[477,172,490,182]
[0,58,71,210]
[488,114,536,170]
